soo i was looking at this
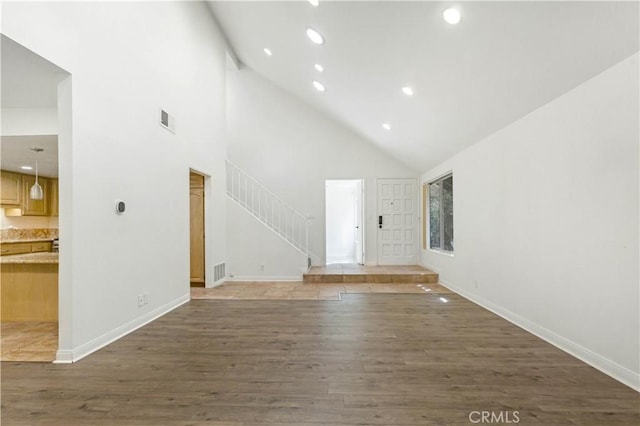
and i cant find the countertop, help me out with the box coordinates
[1,238,56,244]
[0,252,59,264]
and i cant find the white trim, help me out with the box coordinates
[428,248,455,257]
[54,293,190,364]
[428,268,640,392]
[425,169,453,185]
[226,275,301,282]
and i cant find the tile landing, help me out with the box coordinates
[303,264,439,284]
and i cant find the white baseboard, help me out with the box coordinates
[226,275,302,282]
[433,274,640,392]
[54,293,190,364]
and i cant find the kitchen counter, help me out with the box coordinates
[0,252,59,264]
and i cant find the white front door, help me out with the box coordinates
[377,179,418,265]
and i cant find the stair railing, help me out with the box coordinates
[225,160,309,257]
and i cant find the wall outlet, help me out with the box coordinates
[143,292,149,305]
[260,264,265,272]
[474,280,479,289]
[137,294,144,307]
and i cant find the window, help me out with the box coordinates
[429,174,453,252]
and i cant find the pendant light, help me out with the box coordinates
[29,147,44,200]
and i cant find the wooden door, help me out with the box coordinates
[49,178,59,217]
[22,175,49,216]
[189,172,205,286]
[377,179,418,265]
[0,171,22,205]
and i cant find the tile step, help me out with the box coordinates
[303,273,438,284]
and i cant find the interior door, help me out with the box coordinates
[189,172,205,286]
[377,179,418,265]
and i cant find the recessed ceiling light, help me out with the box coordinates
[382,123,391,131]
[312,80,326,92]
[308,0,319,6]
[20,166,33,170]
[402,86,414,96]
[306,28,325,45]
[314,64,324,72]
[263,48,272,56]
[443,7,461,25]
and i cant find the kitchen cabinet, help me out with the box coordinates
[1,170,58,216]
[0,171,23,206]
[49,178,59,216]
[20,175,49,216]
[1,263,58,322]
[0,242,32,256]
[31,241,53,253]
[0,241,53,256]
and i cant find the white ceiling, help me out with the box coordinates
[1,35,64,177]
[208,1,639,172]
[1,135,59,178]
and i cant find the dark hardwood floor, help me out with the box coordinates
[2,292,638,425]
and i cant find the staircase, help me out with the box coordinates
[226,160,310,261]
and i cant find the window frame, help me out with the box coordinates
[428,173,454,254]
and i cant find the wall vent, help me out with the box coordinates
[159,108,175,133]
[214,262,226,282]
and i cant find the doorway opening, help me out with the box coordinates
[189,171,206,287]
[0,35,69,362]
[325,179,364,265]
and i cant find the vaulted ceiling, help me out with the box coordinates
[208,1,639,171]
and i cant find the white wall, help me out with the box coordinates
[227,69,416,274]
[421,53,639,389]
[1,108,57,136]
[2,2,228,360]
[226,201,308,280]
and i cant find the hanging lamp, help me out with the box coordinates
[29,147,44,200]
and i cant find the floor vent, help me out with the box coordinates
[214,262,226,282]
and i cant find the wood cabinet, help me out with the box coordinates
[0,241,53,256]
[0,242,32,256]
[31,241,53,253]
[21,175,49,216]
[1,263,58,322]
[1,170,58,216]
[0,171,23,206]
[49,178,59,216]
